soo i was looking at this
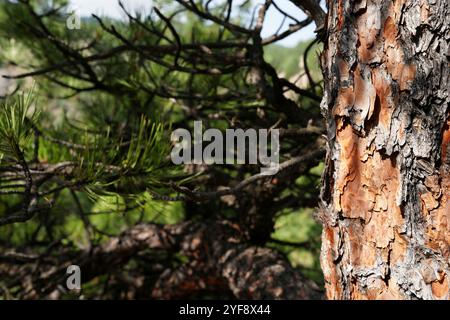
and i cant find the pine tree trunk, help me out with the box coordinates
[319,0,450,299]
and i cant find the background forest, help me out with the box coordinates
[0,0,326,299]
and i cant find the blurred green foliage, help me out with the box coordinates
[0,0,325,297]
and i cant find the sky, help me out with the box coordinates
[68,0,318,47]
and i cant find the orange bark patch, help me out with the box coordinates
[376,284,403,299]
[422,173,450,262]
[334,124,368,217]
[338,58,350,80]
[322,227,343,300]
[334,122,403,249]
[334,87,355,117]
[420,0,430,22]
[354,67,377,123]
[382,14,417,90]
[383,16,398,46]
[441,117,450,162]
[372,70,393,128]
[420,192,440,212]
[421,118,450,290]
[356,8,381,63]
[390,230,408,264]
[399,64,417,91]
[431,272,449,299]
[385,45,405,81]
[346,223,378,267]
[336,0,344,31]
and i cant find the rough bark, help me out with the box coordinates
[319,0,450,299]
